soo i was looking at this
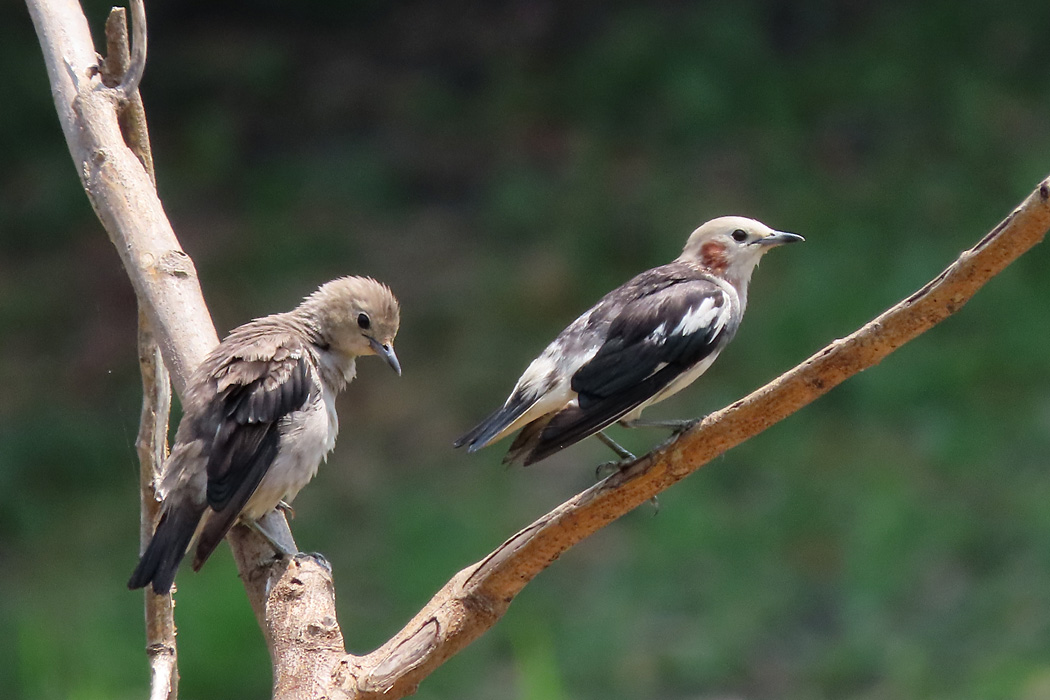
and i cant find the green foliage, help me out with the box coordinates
[4,1,1050,698]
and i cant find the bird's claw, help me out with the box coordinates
[594,458,633,480]
[668,418,699,435]
[594,460,660,511]
[295,551,332,573]
[276,500,296,519]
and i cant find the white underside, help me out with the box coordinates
[240,388,339,520]
[622,350,721,422]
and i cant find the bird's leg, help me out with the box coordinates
[276,500,296,520]
[594,431,660,512]
[256,508,331,569]
[596,430,636,460]
[593,431,637,477]
[620,417,699,435]
[247,517,298,559]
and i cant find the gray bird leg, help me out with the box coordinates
[596,430,636,460]
[620,417,699,434]
[593,431,639,478]
[247,517,298,558]
[595,431,660,511]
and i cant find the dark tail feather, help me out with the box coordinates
[194,430,281,570]
[502,414,553,465]
[519,402,632,466]
[454,399,533,452]
[520,372,678,465]
[128,502,205,594]
[192,506,243,571]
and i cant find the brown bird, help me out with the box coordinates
[129,276,401,594]
[455,216,802,465]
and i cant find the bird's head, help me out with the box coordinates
[303,276,402,374]
[678,216,803,284]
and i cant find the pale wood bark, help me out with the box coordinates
[27,1,1050,698]
[27,0,300,694]
[96,7,178,699]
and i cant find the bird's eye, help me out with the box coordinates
[731,229,748,242]
[357,313,371,330]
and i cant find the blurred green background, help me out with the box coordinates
[5,1,1050,698]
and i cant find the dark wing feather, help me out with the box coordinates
[190,334,313,568]
[524,278,732,463]
[205,348,311,509]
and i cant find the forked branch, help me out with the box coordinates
[28,0,299,694]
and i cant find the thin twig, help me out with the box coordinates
[100,7,177,699]
[137,312,178,700]
[102,6,155,184]
[118,0,146,97]
[28,0,297,692]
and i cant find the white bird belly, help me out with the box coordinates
[623,351,721,422]
[241,390,339,520]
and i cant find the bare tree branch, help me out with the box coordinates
[101,7,154,182]
[323,178,1050,698]
[116,0,145,97]
[28,0,1050,698]
[97,7,178,698]
[136,311,178,700]
[27,0,310,690]
[28,0,215,388]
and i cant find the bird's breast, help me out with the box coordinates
[240,389,340,520]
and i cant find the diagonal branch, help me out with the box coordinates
[98,7,177,699]
[325,178,1050,698]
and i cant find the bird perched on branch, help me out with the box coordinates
[129,276,401,594]
[455,216,803,466]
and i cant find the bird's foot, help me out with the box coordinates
[593,460,660,511]
[276,500,296,520]
[595,458,631,480]
[295,551,332,573]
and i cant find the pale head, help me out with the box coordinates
[677,216,803,289]
[301,276,401,374]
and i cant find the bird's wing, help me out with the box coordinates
[190,327,315,567]
[525,276,735,463]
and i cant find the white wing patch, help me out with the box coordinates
[646,322,669,343]
[517,353,559,396]
[672,296,722,336]
[518,340,602,396]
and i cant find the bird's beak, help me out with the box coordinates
[756,230,805,246]
[368,337,401,375]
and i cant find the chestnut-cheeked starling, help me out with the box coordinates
[455,217,802,466]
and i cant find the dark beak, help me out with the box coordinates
[368,337,401,375]
[757,230,805,246]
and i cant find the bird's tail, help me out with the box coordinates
[128,499,206,595]
[454,399,534,452]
